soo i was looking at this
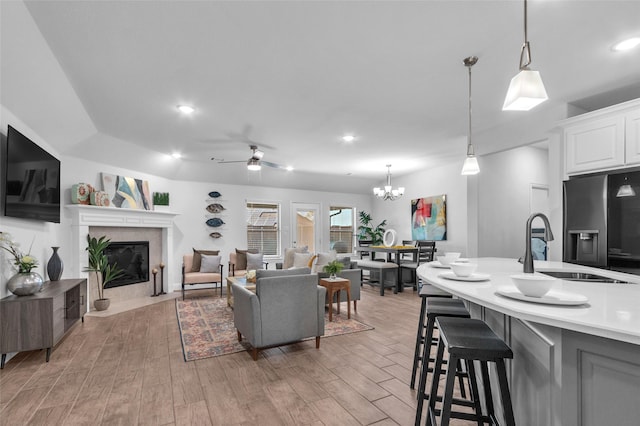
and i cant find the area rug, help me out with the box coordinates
[176,298,374,361]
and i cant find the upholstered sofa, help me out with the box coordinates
[232,268,325,360]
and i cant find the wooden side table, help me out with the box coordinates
[319,277,351,322]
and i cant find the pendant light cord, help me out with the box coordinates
[463,56,477,156]
[519,0,532,70]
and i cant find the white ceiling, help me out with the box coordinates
[9,1,640,192]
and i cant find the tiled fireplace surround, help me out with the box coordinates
[68,205,178,311]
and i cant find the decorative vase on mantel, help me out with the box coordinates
[47,246,64,281]
[6,271,44,296]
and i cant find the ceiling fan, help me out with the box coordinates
[212,145,290,171]
[199,124,277,150]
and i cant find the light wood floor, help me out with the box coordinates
[0,286,475,425]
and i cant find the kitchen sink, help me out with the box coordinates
[538,271,632,284]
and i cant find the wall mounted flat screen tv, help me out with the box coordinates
[3,125,61,223]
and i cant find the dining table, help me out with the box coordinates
[355,245,418,292]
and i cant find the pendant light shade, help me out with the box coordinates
[616,175,636,197]
[503,69,548,111]
[461,155,480,175]
[503,0,548,111]
[461,56,480,176]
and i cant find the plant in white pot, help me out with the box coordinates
[84,235,124,311]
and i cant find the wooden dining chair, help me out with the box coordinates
[400,240,437,291]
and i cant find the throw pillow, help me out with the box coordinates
[292,252,313,268]
[199,254,221,273]
[246,252,264,271]
[337,256,352,270]
[314,251,337,273]
[235,248,259,270]
[283,246,308,269]
[192,248,220,272]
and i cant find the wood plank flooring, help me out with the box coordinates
[0,286,476,425]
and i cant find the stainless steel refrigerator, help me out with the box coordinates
[563,175,608,267]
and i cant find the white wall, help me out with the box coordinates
[0,107,66,299]
[372,161,470,256]
[477,145,549,258]
[57,155,372,291]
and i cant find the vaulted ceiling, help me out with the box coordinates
[4,1,640,193]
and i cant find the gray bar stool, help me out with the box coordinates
[415,298,472,425]
[410,284,453,389]
[426,317,516,426]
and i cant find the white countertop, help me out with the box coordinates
[417,257,640,345]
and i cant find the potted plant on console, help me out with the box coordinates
[84,235,124,311]
[324,260,344,280]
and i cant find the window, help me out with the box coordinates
[246,202,280,256]
[329,206,355,253]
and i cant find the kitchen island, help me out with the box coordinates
[418,258,640,426]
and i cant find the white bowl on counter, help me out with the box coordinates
[437,253,461,266]
[510,273,556,297]
[450,262,478,277]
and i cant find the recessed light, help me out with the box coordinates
[341,134,356,143]
[171,152,182,159]
[286,166,294,171]
[612,37,640,52]
[177,105,195,114]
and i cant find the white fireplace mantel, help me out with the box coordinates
[66,205,179,307]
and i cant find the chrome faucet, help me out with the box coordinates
[523,212,554,274]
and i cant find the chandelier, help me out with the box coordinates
[373,165,405,201]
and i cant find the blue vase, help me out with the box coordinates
[47,246,63,281]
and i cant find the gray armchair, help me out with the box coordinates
[232,269,326,360]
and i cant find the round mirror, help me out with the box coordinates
[383,229,397,247]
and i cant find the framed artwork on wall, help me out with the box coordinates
[411,195,447,240]
[101,172,152,210]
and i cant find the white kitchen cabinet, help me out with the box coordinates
[562,98,640,175]
[625,108,640,165]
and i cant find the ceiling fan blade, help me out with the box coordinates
[262,160,288,170]
[214,159,246,164]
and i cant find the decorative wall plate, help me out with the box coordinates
[206,218,225,227]
[208,191,222,198]
[206,203,225,213]
[209,232,223,238]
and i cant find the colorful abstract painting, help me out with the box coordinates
[101,172,152,210]
[411,195,447,240]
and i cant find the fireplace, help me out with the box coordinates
[103,241,150,288]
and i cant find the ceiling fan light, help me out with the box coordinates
[502,69,548,111]
[247,158,261,171]
[616,184,636,197]
[461,156,480,175]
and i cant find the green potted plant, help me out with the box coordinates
[323,260,344,280]
[153,192,170,211]
[84,235,124,311]
[358,211,387,245]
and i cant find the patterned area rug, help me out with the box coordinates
[176,297,374,361]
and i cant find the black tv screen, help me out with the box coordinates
[4,125,60,223]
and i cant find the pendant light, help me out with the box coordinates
[373,165,405,201]
[503,0,548,111]
[461,56,480,176]
[616,175,636,197]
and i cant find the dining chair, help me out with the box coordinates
[400,240,437,291]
